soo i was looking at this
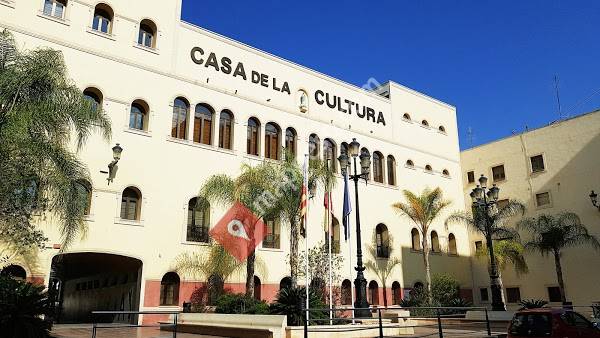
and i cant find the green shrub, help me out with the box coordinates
[0,276,52,338]
[269,287,327,326]
[400,274,471,316]
[431,273,460,306]
[214,293,270,314]
[519,299,548,310]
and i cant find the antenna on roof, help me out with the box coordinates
[554,75,563,120]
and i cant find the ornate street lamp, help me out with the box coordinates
[105,143,123,185]
[471,174,506,311]
[338,138,371,318]
[590,190,599,211]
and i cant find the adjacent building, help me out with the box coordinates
[461,109,600,309]
[0,0,472,323]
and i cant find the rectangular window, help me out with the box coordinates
[506,287,521,303]
[43,0,65,19]
[480,288,489,302]
[467,171,475,184]
[530,154,545,173]
[547,286,561,302]
[492,165,506,182]
[263,219,280,249]
[536,192,551,207]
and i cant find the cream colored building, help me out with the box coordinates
[461,109,600,309]
[0,0,473,323]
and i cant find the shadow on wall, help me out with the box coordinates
[399,246,473,302]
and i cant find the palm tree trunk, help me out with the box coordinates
[421,235,432,303]
[245,250,256,297]
[290,216,299,288]
[553,250,567,303]
[382,281,388,307]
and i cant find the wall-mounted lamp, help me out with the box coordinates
[102,143,122,185]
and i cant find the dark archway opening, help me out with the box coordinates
[1,264,27,280]
[49,253,143,324]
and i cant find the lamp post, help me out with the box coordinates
[470,174,506,311]
[590,191,599,211]
[106,143,123,184]
[338,138,371,318]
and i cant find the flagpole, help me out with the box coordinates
[328,190,333,325]
[304,154,310,325]
[348,218,355,324]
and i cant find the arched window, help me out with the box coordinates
[421,120,429,127]
[138,19,157,48]
[285,128,296,158]
[76,179,92,216]
[83,87,102,112]
[187,197,209,243]
[92,3,113,34]
[438,125,446,133]
[219,110,233,149]
[263,217,280,249]
[253,276,262,300]
[448,233,458,255]
[442,169,450,177]
[193,103,213,145]
[309,134,320,160]
[431,231,440,253]
[372,151,384,183]
[376,224,390,258]
[403,113,411,121]
[171,97,188,139]
[406,159,414,168]
[279,277,292,290]
[392,281,401,305]
[387,155,396,186]
[368,280,379,305]
[264,122,280,160]
[323,138,337,171]
[160,272,180,306]
[43,0,66,19]
[341,279,352,305]
[411,228,421,251]
[0,265,26,280]
[129,100,148,131]
[247,117,260,156]
[330,217,340,254]
[120,187,141,221]
[425,164,433,172]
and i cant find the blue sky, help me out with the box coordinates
[181,1,600,149]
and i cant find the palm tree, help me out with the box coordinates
[197,156,332,296]
[0,30,111,250]
[474,240,529,276]
[365,233,401,307]
[175,244,245,304]
[445,200,525,310]
[517,212,600,304]
[392,188,451,298]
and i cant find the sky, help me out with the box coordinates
[181,1,600,149]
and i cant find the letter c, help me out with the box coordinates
[191,47,204,65]
[315,90,325,105]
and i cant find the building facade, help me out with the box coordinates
[461,110,600,309]
[1,0,472,322]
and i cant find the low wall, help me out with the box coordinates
[166,313,287,338]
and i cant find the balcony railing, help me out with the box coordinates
[186,225,209,243]
[376,245,390,258]
[263,234,280,249]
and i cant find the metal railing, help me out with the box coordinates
[302,305,494,338]
[90,310,180,338]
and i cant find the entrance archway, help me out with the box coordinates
[49,253,142,324]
